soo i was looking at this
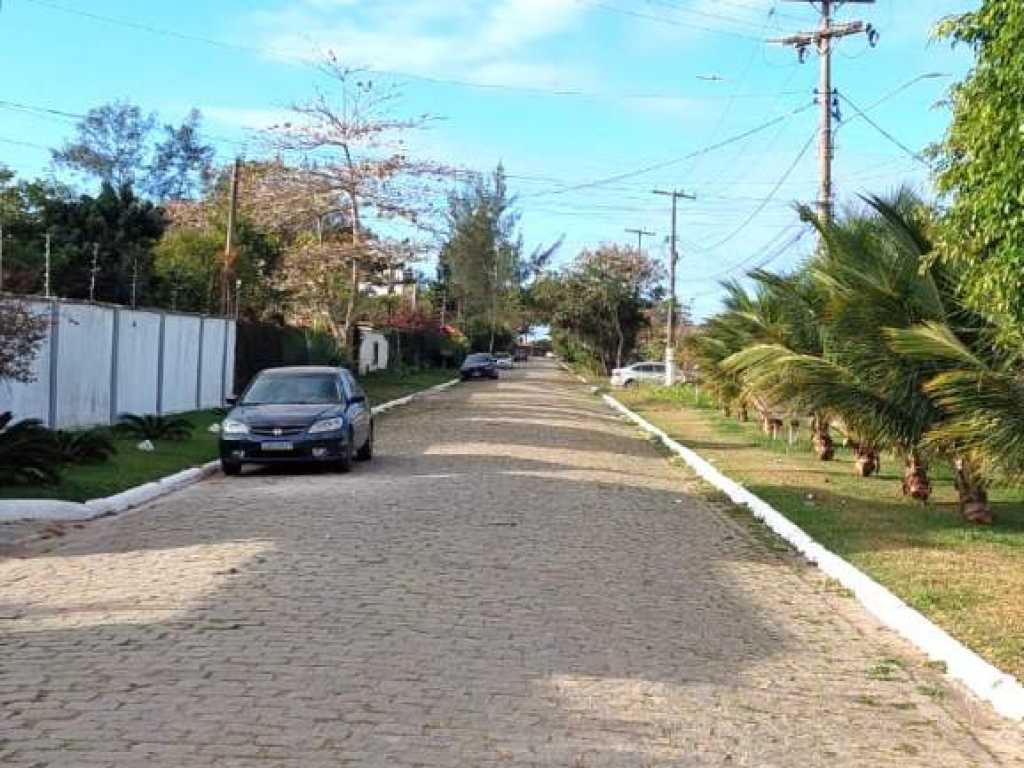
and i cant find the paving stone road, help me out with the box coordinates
[2,360,1023,767]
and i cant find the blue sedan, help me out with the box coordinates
[219,366,374,475]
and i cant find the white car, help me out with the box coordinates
[610,361,683,387]
[493,352,514,369]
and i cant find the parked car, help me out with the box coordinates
[493,352,514,369]
[461,353,499,380]
[514,348,529,363]
[219,366,373,476]
[609,361,684,387]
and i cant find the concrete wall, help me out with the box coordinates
[0,298,236,428]
[199,318,227,409]
[53,303,115,428]
[116,309,162,418]
[160,315,201,414]
[0,300,52,424]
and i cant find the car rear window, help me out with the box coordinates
[465,354,492,363]
[242,373,341,405]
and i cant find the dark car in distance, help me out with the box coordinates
[219,366,373,476]
[460,353,499,380]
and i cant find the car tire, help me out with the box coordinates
[625,379,638,388]
[334,434,353,473]
[221,459,242,476]
[356,424,374,461]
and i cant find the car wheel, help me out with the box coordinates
[625,379,638,388]
[221,459,242,476]
[356,423,374,461]
[335,434,353,473]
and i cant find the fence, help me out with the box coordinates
[1,297,236,429]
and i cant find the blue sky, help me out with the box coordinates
[0,0,976,318]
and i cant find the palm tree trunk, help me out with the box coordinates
[901,452,931,502]
[954,456,992,524]
[853,444,880,477]
[811,414,834,461]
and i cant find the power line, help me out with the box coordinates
[524,100,816,198]
[578,0,767,41]
[693,128,817,251]
[689,226,810,293]
[836,91,932,167]
[24,0,770,102]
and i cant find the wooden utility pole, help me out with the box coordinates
[222,157,241,316]
[652,190,695,386]
[625,227,656,254]
[774,0,878,224]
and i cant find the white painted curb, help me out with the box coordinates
[370,378,459,415]
[0,378,461,524]
[603,393,1024,721]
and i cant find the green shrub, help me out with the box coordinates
[0,412,61,485]
[116,413,193,442]
[54,427,116,465]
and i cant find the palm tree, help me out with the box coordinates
[887,321,1024,523]
[723,191,949,495]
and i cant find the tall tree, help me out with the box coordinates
[52,101,157,189]
[535,245,663,372]
[147,109,215,201]
[441,164,557,351]
[0,300,48,385]
[268,58,451,352]
[44,183,166,305]
[932,2,1024,332]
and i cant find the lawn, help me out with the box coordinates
[0,368,457,505]
[0,409,224,503]
[616,384,1024,681]
[359,367,457,405]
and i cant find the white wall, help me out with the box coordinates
[199,318,226,409]
[0,300,52,423]
[224,321,236,398]
[53,303,115,428]
[160,314,201,414]
[358,331,389,375]
[115,309,161,417]
[0,298,236,428]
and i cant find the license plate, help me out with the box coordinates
[261,441,293,451]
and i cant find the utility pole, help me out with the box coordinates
[625,227,656,254]
[652,189,695,386]
[774,0,878,225]
[222,156,241,316]
[44,233,51,298]
[89,243,99,302]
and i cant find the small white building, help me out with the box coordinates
[357,325,389,375]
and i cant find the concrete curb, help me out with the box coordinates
[370,378,460,416]
[0,378,461,524]
[603,392,1024,722]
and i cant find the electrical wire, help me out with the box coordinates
[693,128,816,251]
[578,0,766,41]
[24,0,767,102]
[523,100,816,198]
[836,92,932,167]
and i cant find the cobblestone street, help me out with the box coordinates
[1,360,1022,766]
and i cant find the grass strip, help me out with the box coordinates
[617,384,1024,681]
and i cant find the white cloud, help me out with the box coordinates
[247,0,589,88]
